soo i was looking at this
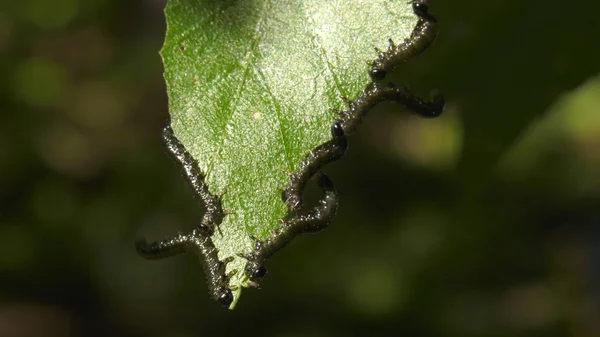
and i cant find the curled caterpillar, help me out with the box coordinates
[369,0,439,81]
[136,229,234,307]
[246,172,339,281]
[283,122,347,212]
[338,81,444,135]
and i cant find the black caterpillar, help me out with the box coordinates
[137,124,232,307]
[338,81,444,135]
[245,172,339,281]
[162,123,225,234]
[136,229,234,307]
[283,122,347,212]
[369,0,439,81]
[280,82,443,217]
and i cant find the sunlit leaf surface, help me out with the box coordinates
[161,0,418,306]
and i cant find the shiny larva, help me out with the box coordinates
[162,123,225,234]
[283,122,347,212]
[246,173,339,282]
[136,229,234,307]
[369,0,439,81]
[338,81,444,135]
[137,124,233,307]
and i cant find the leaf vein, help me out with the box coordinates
[206,2,270,177]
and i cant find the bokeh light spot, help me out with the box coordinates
[13,57,68,109]
[24,0,78,30]
[346,261,407,317]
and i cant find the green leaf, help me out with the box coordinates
[161,0,419,307]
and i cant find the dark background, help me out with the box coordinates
[1,0,600,336]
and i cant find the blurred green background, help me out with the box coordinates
[1,0,600,336]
